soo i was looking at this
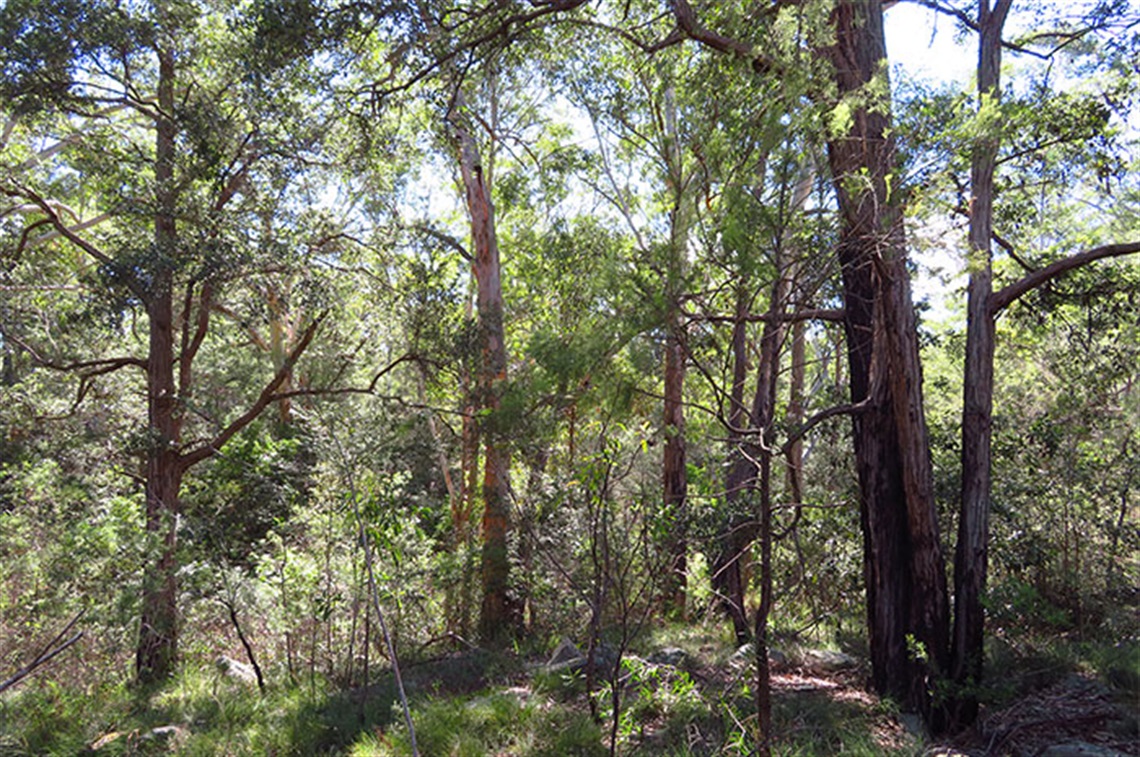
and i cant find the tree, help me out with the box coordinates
[934,0,1140,724]
[0,0,337,683]
[821,0,950,722]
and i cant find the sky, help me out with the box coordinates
[884,3,977,321]
[884,3,976,86]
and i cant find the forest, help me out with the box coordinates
[0,0,1137,754]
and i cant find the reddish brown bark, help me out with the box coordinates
[823,0,949,724]
[951,0,1009,727]
[135,45,182,686]
[451,99,516,642]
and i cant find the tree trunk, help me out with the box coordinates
[750,266,787,757]
[136,44,182,686]
[823,0,949,724]
[714,287,754,643]
[951,0,1010,727]
[660,83,689,619]
[452,98,515,642]
[662,308,688,617]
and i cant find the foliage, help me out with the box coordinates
[0,0,1137,752]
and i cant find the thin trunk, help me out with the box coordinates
[267,282,294,426]
[452,96,515,641]
[824,0,949,725]
[136,44,182,686]
[786,310,806,506]
[754,450,773,757]
[660,83,689,618]
[751,267,786,757]
[714,287,753,643]
[951,0,1009,728]
[662,311,688,617]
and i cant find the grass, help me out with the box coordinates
[3,625,1132,756]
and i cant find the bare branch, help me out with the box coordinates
[179,311,328,469]
[409,223,473,261]
[779,398,870,455]
[3,332,146,375]
[370,0,592,100]
[685,307,846,325]
[0,611,85,694]
[670,0,775,73]
[990,242,1140,314]
[0,184,143,299]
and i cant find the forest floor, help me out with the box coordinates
[351,628,1140,756]
[2,625,1137,755]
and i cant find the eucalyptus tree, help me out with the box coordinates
[649,0,949,721]
[554,31,710,617]
[0,0,350,683]
[898,0,1140,724]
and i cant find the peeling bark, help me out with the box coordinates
[823,0,949,724]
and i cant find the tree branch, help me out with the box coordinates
[779,398,870,455]
[2,332,146,375]
[179,311,327,469]
[685,307,846,325]
[179,281,213,397]
[670,0,775,73]
[0,611,85,694]
[0,184,143,299]
[990,242,1140,314]
[409,223,473,261]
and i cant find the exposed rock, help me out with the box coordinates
[91,725,188,751]
[647,647,688,667]
[547,638,581,667]
[141,725,189,746]
[542,639,620,675]
[897,711,927,741]
[769,647,788,670]
[215,654,257,685]
[801,649,858,672]
[728,643,788,671]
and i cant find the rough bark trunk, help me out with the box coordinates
[136,45,182,686]
[951,0,1009,727]
[824,0,949,724]
[660,83,689,619]
[452,100,515,642]
[714,287,754,643]
[662,309,688,617]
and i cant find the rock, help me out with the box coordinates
[142,725,189,746]
[802,649,858,672]
[543,639,620,674]
[648,647,688,667]
[547,638,582,667]
[769,648,788,670]
[215,655,257,685]
[92,725,188,752]
[1039,742,1129,757]
[897,712,927,741]
[728,643,788,670]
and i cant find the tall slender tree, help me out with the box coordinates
[1,0,334,683]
